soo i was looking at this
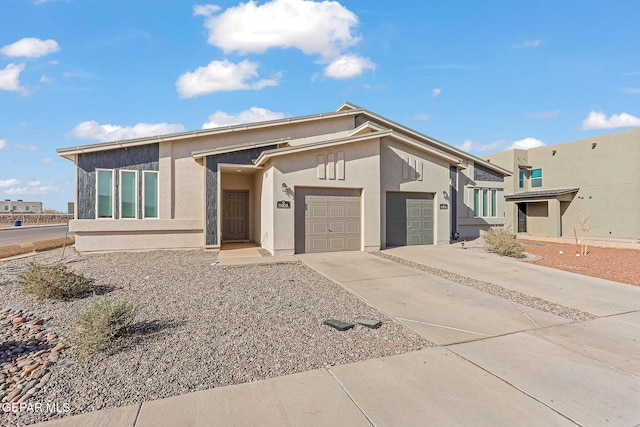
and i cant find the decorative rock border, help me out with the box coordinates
[0,306,66,405]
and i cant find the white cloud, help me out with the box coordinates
[197,0,360,58]
[40,158,53,164]
[40,74,54,84]
[513,39,541,49]
[5,185,63,195]
[27,180,41,186]
[14,144,38,151]
[581,111,640,130]
[510,137,546,150]
[0,179,20,188]
[618,87,640,95]
[412,113,430,121]
[193,4,220,16]
[202,107,286,129]
[324,54,375,79]
[432,88,441,97]
[527,110,560,119]
[0,63,25,92]
[176,59,279,98]
[459,139,504,153]
[0,38,60,58]
[69,121,185,142]
[0,139,6,150]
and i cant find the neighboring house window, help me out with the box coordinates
[96,169,114,218]
[143,171,159,218]
[25,206,30,211]
[119,170,138,219]
[3,206,7,211]
[473,188,499,218]
[12,206,16,211]
[531,168,542,188]
[518,170,525,188]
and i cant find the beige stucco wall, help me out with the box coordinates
[379,137,451,245]
[487,128,640,240]
[266,138,381,255]
[259,165,275,253]
[525,201,549,235]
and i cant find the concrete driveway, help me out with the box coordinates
[298,247,640,427]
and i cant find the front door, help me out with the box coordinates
[517,203,527,233]
[223,191,248,241]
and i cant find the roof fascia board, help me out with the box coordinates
[254,130,392,166]
[56,108,363,157]
[191,138,289,159]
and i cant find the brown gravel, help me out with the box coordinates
[520,241,640,286]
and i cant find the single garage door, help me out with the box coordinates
[386,192,434,247]
[295,188,361,253]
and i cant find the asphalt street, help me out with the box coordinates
[0,224,71,246]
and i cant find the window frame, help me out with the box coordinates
[531,168,542,188]
[518,169,525,188]
[96,168,115,219]
[142,171,159,219]
[118,169,138,219]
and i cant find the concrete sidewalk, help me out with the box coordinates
[32,247,640,427]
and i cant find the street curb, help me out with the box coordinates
[0,236,75,260]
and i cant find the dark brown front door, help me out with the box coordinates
[223,191,248,241]
[517,203,527,233]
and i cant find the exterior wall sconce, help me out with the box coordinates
[592,142,597,149]
[552,150,556,156]
[281,183,289,193]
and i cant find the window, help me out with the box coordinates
[119,170,138,219]
[531,168,542,188]
[473,188,499,218]
[491,190,497,217]
[25,206,30,211]
[3,206,7,211]
[473,188,479,217]
[143,171,159,218]
[96,169,114,218]
[482,189,488,217]
[11,206,16,211]
[518,170,525,188]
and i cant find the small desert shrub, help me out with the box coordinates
[483,227,525,258]
[19,262,94,300]
[75,300,137,355]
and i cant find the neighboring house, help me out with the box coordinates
[57,102,509,253]
[2,200,43,214]
[485,127,640,240]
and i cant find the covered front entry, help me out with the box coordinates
[222,190,249,241]
[294,187,361,253]
[386,192,434,247]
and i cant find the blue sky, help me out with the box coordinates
[1,0,639,211]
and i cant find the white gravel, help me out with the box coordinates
[0,248,429,426]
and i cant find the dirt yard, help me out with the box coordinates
[520,241,640,286]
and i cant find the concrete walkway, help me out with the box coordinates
[33,246,640,427]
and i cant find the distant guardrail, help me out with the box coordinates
[0,214,73,225]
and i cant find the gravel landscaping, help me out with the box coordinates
[0,248,429,426]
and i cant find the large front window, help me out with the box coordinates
[96,169,114,218]
[473,187,500,218]
[143,171,159,218]
[119,170,137,219]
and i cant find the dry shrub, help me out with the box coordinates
[75,300,137,355]
[19,262,94,300]
[483,227,525,258]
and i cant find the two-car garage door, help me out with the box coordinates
[295,188,361,253]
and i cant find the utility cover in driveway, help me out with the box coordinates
[295,188,361,253]
[386,192,434,246]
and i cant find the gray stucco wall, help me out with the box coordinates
[474,163,504,182]
[77,144,159,219]
[205,145,276,246]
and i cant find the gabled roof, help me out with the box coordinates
[56,101,510,176]
[505,188,579,201]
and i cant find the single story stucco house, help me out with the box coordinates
[57,102,510,254]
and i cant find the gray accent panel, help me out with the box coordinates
[205,145,276,246]
[450,166,458,238]
[77,144,159,219]
[474,163,504,182]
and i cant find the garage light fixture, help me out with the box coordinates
[281,183,289,193]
